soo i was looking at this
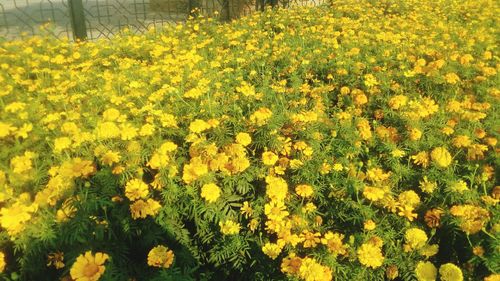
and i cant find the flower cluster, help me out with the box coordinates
[0,0,498,280]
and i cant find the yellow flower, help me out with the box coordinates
[54,137,72,153]
[124,179,149,201]
[298,257,333,281]
[0,201,36,236]
[182,157,208,184]
[411,151,429,168]
[364,74,379,87]
[485,274,500,281]
[364,220,376,231]
[10,151,35,174]
[189,119,211,134]
[101,150,120,166]
[0,122,15,138]
[449,180,468,193]
[419,244,439,257]
[70,251,109,281]
[240,201,253,218]
[96,122,121,139]
[415,261,437,281]
[264,200,289,221]
[200,183,221,203]
[303,202,317,213]
[409,127,422,141]
[439,263,463,281]
[321,231,347,256]
[301,230,321,248]
[250,107,272,126]
[404,228,428,251]
[391,149,406,158]
[444,72,460,84]
[236,132,252,146]
[262,151,279,166]
[295,184,314,198]
[398,190,421,207]
[388,95,408,110]
[419,176,437,194]
[219,220,240,235]
[363,186,385,201]
[102,108,120,121]
[397,205,418,221]
[265,175,288,202]
[450,204,490,234]
[357,242,384,269]
[147,245,174,268]
[0,252,5,273]
[333,163,343,171]
[262,242,282,259]
[129,199,161,219]
[290,159,304,169]
[430,147,452,168]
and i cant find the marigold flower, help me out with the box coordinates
[449,180,468,193]
[415,261,437,281]
[484,274,500,281]
[147,245,174,268]
[411,151,429,168]
[70,251,109,281]
[357,242,384,269]
[419,176,437,193]
[409,127,423,141]
[450,204,490,234]
[439,263,463,281]
[301,230,321,248]
[404,228,428,251]
[363,186,385,201]
[364,219,376,231]
[262,151,279,166]
[298,257,332,281]
[281,254,302,275]
[321,231,347,256]
[200,183,221,203]
[124,179,149,201]
[219,220,240,235]
[130,199,161,219]
[445,72,460,84]
[419,244,439,258]
[430,147,452,168]
[236,132,252,146]
[0,201,36,236]
[295,184,314,198]
[452,135,472,148]
[262,242,282,259]
[189,119,211,134]
[0,252,5,273]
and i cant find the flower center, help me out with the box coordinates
[83,263,99,277]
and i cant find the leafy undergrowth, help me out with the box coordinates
[0,0,498,280]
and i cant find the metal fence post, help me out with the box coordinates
[68,0,87,40]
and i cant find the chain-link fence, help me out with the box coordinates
[0,0,325,40]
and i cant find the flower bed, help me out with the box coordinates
[0,0,498,280]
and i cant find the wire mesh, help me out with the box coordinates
[0,0,73,39]
[0,0,326,40]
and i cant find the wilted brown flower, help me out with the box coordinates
[424,208,444,228]
[492,186,500,200]
[473,246,484,257]
[386,265,399,280]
